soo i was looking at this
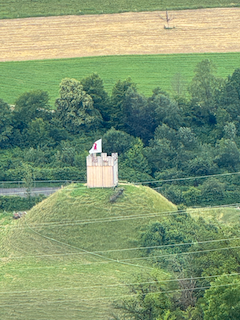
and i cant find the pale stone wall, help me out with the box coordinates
[86,153,118,188]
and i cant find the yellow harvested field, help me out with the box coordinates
[0,7,240,61]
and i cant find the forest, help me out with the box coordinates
[1,59,240,207]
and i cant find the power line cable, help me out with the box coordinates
[0,272,239,295]
[3,202,239,229]
[0,209,186,229]
[2,242,239,266]
[1,170,240,196]
[18,220,239,271]
[133,171,240,185]
[121,245,240,262]
[2,235,240,261]
[0,170,239,194]
[24,219,154,270]
[0,282,239,307]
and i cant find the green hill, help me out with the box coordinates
[0,183,176,320]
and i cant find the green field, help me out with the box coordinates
[1,52,240,106]
[0,184,176,319]
[0,0,238,19]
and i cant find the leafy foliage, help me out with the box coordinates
[112,271,174,320]
[1,61,240,207]
[55,78,102,134]
[202,275,240,320]
[113,213,240,319]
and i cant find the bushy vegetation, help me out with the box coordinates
[0,0,237,19]
[112,212,240,319]
[1,59,240,207]
[0,194,45,211]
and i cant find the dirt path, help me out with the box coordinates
[0,7,240,61]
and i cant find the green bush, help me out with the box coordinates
[0,195,46,212]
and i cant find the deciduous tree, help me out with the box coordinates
[80,73,111,123]
[55,78,102,134]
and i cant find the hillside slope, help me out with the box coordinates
[0,184,176,320]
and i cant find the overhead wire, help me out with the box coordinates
[0,170,240,198]
[1,176,240,304]
[3,202,239,229]
[132,171,240,185]
[0,282,239,308]
[1,235,240,261]
[0,170,240,194]
[24,219,154,270]
[121,245,240,262]
[0,272,239,295]
[8,217,235,271]
[2,241,240,267]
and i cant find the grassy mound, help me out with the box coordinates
[0,183,176,320]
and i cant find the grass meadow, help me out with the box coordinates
[1,52,240,106]
[1,185,240,319]
[0,0,238,19]
[0,184,176,319]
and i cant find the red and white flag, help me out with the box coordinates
[89,139,102,154]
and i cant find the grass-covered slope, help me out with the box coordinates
[0,184,176,320]
[0,0,238,19]
[2,52,240,106]
[189,206,240,227]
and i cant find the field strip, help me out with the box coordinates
[0,7,240,62]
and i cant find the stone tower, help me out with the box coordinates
[86,153,118,188]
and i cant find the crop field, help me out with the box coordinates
[0,7,240,105]
[1,8,240,62]
[1,52,240,106]
[0,0,237,19]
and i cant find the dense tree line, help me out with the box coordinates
[1,59,240,206]
[111,213,240,320]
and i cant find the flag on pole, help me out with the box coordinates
[89,139,102,154]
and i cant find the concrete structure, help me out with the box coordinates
[86,153,118,188]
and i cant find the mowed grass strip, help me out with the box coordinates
[0,0,238,19]
[0,258,136,320]
[1,52,240,106]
